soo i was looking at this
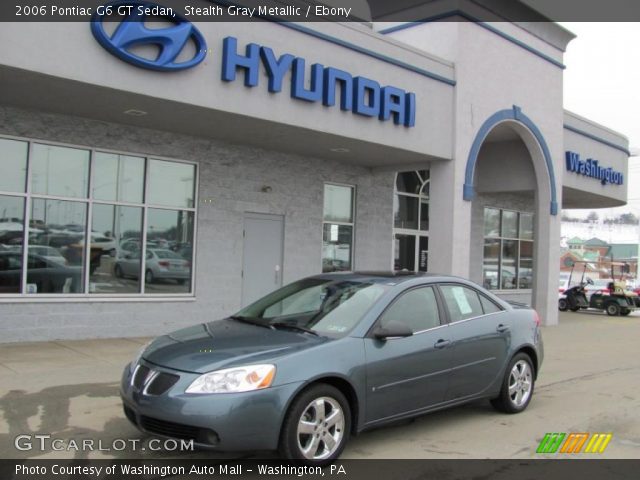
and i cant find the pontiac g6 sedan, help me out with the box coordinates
[121,272,543,464]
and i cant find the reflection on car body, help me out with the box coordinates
[122,272,543,464]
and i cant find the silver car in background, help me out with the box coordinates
[114,248,190,285]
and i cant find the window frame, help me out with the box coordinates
[393,170,430,272]
[0,133,199,302]
[321,182,356,273]
[482,207,534,292]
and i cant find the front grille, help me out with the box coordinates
[146,372,179,395]
[139,415,217,444]
[132,365,150,389]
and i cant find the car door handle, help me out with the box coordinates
[434,339,451,349]
[496,324,510,333]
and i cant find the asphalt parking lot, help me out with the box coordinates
[0,310,638,459]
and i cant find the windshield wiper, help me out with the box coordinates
[271,322,319,336]
[229,315,273,329]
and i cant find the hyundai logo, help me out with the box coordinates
[91,1,207,72]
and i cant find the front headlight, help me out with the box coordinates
[130,342,150,373]
[185,364,276,394]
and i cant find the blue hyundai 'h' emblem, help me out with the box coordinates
[91,1,207,71]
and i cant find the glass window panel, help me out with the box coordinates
[394,234,415,271]
[145,209,194,293]
[394,195,419,230]
[418,236,428,272]
[147,159,196,208]
[483,238,500,290]
[395,171,421,194]
[480,294,501,314]
[31,144,90,198]
[483,208,500,237]
[322,224,352,272]
[519,241,534,289]
[323,184,353,223]
[501,210,518,239]
[419,197,429,231]
[501,240,518,289]
[0,195,26,293]
[440,285,484,322]
[90,204,143,294]
[28,199,86,294]
[92,152,145,203]
[380,287,440,332]
[0,138,28,193]
[417,170,430,183]
[520,213,534,240]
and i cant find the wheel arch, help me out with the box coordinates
[514,345,539,379]
[281,375,361,437]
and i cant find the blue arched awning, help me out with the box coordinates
[463,105,558,215]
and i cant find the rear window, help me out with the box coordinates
[440,285,484,322]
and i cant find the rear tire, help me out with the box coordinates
[558,298,568,311]
[491,353,535,414]
[605,303,620,316]
[279,384,351,465]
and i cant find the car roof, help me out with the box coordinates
[311,271,473,285]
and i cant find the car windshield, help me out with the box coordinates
[235,278,388,337]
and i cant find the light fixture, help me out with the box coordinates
[123,109,148,116]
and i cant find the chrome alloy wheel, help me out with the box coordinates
[508,360,532,407]
[296,397,345,460]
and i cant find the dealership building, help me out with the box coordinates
[0,0,631,341]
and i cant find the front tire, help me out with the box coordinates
[279,384,351,465]
[558,298,568,311]
[491,353,535,414]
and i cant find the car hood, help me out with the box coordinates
[143,318,329,373]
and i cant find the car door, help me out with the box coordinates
[364,286,453,423]
[438,284,510,401]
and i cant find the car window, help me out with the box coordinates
[379,287,440,333]
[479,294,501,314]
[440,285,484,322]
[263,283,325,317]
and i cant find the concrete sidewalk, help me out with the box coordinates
[1,312,639,459]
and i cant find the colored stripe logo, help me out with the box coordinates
[537,433,612,454]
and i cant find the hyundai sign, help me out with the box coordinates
[91,1,416,127]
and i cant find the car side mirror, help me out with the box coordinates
[373,321,413,340]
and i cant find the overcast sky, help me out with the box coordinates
[559,22,640,218]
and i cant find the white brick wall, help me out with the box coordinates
[0,106,394,342]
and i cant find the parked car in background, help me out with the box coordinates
[0,251,82,294]
[28,246,67,265]
[584,278,613,298]
[122,272,543,464]
[114,248,190,284]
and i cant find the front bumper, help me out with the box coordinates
[120,360,304,451]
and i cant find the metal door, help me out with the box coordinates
[241,213,284,306]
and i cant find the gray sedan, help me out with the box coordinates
[121,272,543,464]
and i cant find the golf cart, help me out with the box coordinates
[588,260,639,316]
[558,260,592,312]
